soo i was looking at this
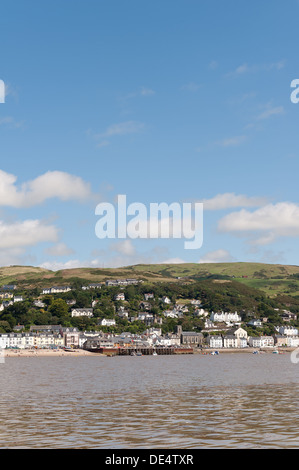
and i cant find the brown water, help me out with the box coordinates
[0,353,299,448]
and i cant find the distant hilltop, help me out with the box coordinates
[1,262,299,297]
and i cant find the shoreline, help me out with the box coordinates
[2,346,296,357]
[196,347,296,354]
[3,348,99,357]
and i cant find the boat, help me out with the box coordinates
[153,351,158,356]
[272,350,279,354]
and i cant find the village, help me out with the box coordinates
[0,278,298,354]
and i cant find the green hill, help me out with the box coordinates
[1,262,299,298]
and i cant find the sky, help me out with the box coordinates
[1,0,299,270]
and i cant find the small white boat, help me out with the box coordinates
[153,351,158,356]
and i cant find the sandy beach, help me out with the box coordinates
[3,348,99,357]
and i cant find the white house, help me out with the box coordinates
[223,335,238,348]
[162,296,171,304]
[42,286,71,294]
[100,318,116,327]
[209,335,223,348]
[78,331,100,348]
[210,311,242,323]
[278,326,299,336]
[194,308,209,318]
[204,319,215,329]
[33,300,45,308]
[117,310,129,318]
[144,293,154,301]
[114,293,125,301]
[71,308,94,318]
[163,310,178,319]
[138,313,154,324]
[61,327,80,348]
[232,327,248,348]
[248,336,274,348]
[13,296,24,303]
[248,319,263,328]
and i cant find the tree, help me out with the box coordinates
[48,299,69,318]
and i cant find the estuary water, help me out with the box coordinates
[0,353,299,449]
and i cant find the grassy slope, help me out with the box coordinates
[1,262,299,296]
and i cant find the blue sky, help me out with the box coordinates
[1,0,299,269]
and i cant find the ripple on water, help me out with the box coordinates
[1,354,299,448]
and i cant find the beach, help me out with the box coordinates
[3,348,98,357]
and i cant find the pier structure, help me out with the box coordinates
[85,346,194,356]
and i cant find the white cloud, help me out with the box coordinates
[39,259,88,271]
[0,116,24,128]
[200,193,267,211]
[92,120,145,148]
[98,121,144,138]
[181,82,201,92]
[256,105,284,120]
[0,219,58,250]
[226,60,285,78]
[110,239,136,256]
[218,202,299,245]
[161,258,186,264]
[199,249,234,263]
[0,170,93,208]
[140,87,155,96]
[45,242,75,257]
[219,135,247,147]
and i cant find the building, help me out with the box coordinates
[33,300,45,308]
[106,278,141,287]
[208,335,223,349]
[60,327,80,348]
[82,283,102,290]
[181,331,203,347]
[71,308,94,318]
[278,326,299,336]
[0,332,64,349]
[175,325,202,347]
[281,312,297,322]
[83,337,115,350]
[99,318,116,327]
[42,286,71,294]
[248,336,274,348]
[210,311,242,323]
[144,293,154,301]
[223,335,238,348]
[114,293,125,301]
[194,308,209,318]
[137,313,154,325]
[247,319,263,328]
[0,293,13,299]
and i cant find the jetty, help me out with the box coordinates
[85,346,194,356]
